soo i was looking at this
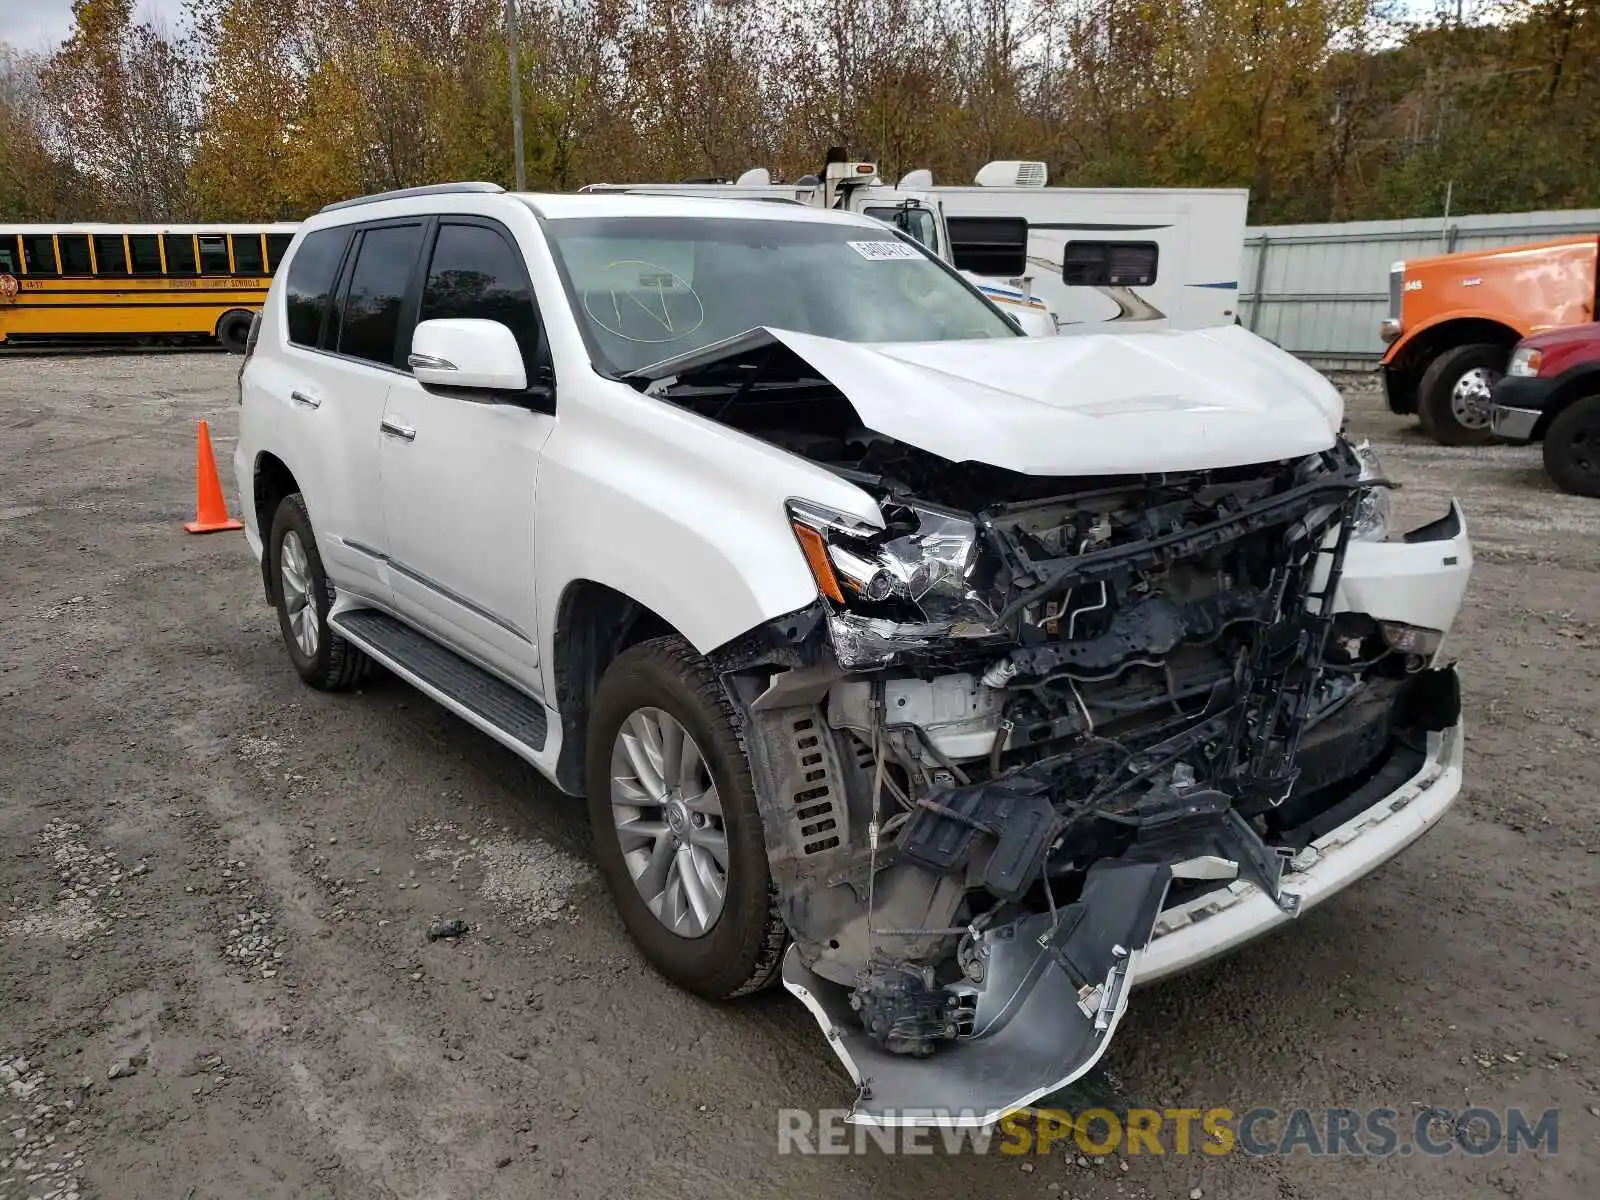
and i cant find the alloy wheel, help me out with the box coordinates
[609,707,728,937]
[279,530,319,657]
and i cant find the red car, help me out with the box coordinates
[1491,322,1600,496]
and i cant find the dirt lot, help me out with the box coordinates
[1,353,1595,1199]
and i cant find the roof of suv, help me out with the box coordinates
[517,191,883,227]
[308,183,891,231]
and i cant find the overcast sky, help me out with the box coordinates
[0,0,188,51]
[0,0,1459,55]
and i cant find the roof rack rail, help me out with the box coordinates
[319,182,506,214]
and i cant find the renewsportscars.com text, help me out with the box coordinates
[777,1105,1561,1157]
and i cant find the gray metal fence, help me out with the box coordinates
[1239,209,1600,370]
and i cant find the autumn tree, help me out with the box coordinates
[0,47,88,220]
[9,0,1599,224]
[39,0,201,220]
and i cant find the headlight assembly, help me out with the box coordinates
[786,499,996,630]
[1351,440,1392,542]
[1507,346,1543,378]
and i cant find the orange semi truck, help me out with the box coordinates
[1379,234,1599,444]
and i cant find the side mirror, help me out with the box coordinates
[408,319,527,392]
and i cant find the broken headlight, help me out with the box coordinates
[1351,440,1392,542]
[787,499,998,633]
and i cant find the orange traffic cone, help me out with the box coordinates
[184,420,244,534]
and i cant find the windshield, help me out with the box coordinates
[864,204,939,254]
[543,215,1018,375]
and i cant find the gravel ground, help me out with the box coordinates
[0,354,1595,1199]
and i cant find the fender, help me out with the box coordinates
[532,379,883,671]
[1334,502,1472,638]
[1380,310,1526,368]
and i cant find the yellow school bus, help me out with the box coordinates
[0,223,301,351]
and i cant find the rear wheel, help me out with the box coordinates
[268,494,371,690]
[585,636,785,1000]
[1543,395,1600,497]
[1417,343,1504,446]
[216,309,253,353]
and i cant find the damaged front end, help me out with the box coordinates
[648,333,1469,1126]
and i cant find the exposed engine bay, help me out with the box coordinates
[631,332,1468,1124]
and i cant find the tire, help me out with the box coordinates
[585,636,785,1000]
[216,310,253,353]
[1542,395,1600,498]
[268,493,372,690]
[1417,343,1504,446]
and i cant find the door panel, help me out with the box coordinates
[376,218,556,692]
[291,353,392,596]
[378,385,552,685]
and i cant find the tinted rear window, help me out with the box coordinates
[336,224,425,365]
[284,228,350,347]
[1063,241,1159,287]
[946,216,1029,277]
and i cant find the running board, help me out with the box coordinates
[330,608,549,755]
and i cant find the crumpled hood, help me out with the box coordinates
[764,324,1343,475]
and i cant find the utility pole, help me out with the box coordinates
[506,0,526,191]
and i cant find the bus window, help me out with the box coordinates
[231,234,265,276]
[0,236,18,275]
[164,234,197,275]
[128,234,162,275]
[93,234,129,275]
[199,235,231,275]
[58,234,92,275]
[21,235,57,275]
[266,233,293,273]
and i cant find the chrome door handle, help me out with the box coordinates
[290,389,322,409]
[380,419,416,442]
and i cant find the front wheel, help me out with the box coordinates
[1543,395,1600,497]
[1417,343,1504,446]
[585,636,785,1000]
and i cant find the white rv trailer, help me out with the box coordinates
[581,160,1250,335]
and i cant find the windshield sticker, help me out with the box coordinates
[847,240,923,261]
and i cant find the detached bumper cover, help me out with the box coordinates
[783,722,1463,1126]
[1137,721,1462,983]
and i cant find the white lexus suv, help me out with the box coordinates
[235,183,1472,1125]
